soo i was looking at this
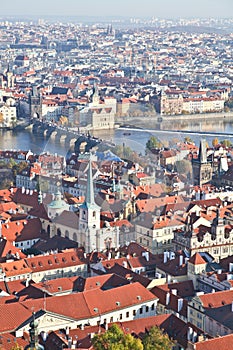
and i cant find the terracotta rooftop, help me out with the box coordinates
[189,253,207,265]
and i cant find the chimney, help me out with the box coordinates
[178,298,183,312]
[40,331,48,342]
[68,337,72,348]
[179,255,183,266]
[25,278,30,287]
[187,327,193,341]
[66,327,69,337]
[229,263,233,272]
[142,251,149,261]
[170,251,175,260]
[192,331,197,343]
[166,292,170,305]
[171,289,177,295]
[164,251,168,263]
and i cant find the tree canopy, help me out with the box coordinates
[212,137,219,148]
[220,139,232,148]
[145,136,162,152]
[92,324,174,350]
[92,324,143,350]
[175,159,192,175]
[142,326,174,350]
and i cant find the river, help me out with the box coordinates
[0,117,233,157]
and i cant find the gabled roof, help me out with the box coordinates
[0,259,32,277]
[189,253,207,265]
[105,263,151,288]
[17,282,156,324]
[26,248,87,273]
[196,334,233,350]
[0,238,26,261]
[198,289,233,309]
[32,235,78,253]
[46,314,202,350]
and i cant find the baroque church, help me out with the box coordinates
[46,154,119,253]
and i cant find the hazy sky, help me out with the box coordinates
[2,0,233,18]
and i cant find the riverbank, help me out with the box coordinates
[115,112,233,131]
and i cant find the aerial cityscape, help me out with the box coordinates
[0,1,233,349]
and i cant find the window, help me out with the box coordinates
[151,304,155,310]
[139,307,143,314]
[146,306,149,312]
[119,314,122,320]
[126,311,129,318]
[133,310,136,316]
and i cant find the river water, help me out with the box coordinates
[0,117,233,157]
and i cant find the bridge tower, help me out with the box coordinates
[29,85,42,119]
[192,139,212,186]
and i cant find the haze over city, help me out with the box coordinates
[0,0,233,348]
[1,0,233,18]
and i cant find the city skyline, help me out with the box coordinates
[1,0,233,19]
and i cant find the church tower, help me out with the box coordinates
[91,83,100,106]
[192,139,212,186]
[79,156,101,252]
[6,64,15,88]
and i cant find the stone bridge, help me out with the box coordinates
[31,120,101,154]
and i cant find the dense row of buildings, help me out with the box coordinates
[0,20,232,130]
[0,17,233,349]
[0,132,231,348]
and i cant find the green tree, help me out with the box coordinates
[212,137,219,148]
[0,178,13,189]
[220,139,232,148]
[111,144,141,163]
[146,136,161,152]
[142,326,174,350]
[175,159,192,175]
[8,158,17,169]
[11,161,28,178]
[184,136,193,144]
[92,324,143,350]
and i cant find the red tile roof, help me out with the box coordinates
[196,334,233,350]
[199,289,233,309]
